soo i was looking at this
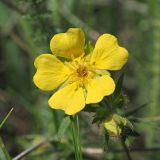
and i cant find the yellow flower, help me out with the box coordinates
[103,114,130,137]
[33,28,128,115]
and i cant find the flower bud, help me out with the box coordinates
[103,114,131,137]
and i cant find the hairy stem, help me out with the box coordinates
[70,115,83,160]
[121,138,133,160]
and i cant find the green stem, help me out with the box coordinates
[52,110,59,133]
[147,0,160,146]
[71,117,78,160]
[121,138,133,160]
[70,115,83,160]
[76,115,82,160]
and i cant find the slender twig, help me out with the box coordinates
[9,31,32,55]
[121,138,133,160]
[58,6,100,41]
[0,0,25,14]
[12,140,48,160]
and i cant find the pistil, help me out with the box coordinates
[76,65,88,78]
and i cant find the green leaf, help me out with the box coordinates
[113,73,124,98]
[0,108,13,129]
[0,137,11,160]
[123,104,147,117]
[57,116,71,141]
[84,41,94,54]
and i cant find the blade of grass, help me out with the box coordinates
[147,0,160,146]
[0,108,13,129]
[0,137,11,160]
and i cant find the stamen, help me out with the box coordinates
[76,65,88,77]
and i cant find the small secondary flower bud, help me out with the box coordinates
[103,114,131,137]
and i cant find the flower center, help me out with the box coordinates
[76,65,88,77]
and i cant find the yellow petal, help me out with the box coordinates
[50,28,85,58]
[48,82,85,115]
[33,54,70,91]
[86,75,115,104]
[90,34,128,70]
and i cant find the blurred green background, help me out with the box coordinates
[0,0,160,160]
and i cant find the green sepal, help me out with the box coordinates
[121,125,140,138]
[92,106,112,124]
[123,104,147,117]
[84,41,94,54]
[113,73,124,99]
[82,104,99,113]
